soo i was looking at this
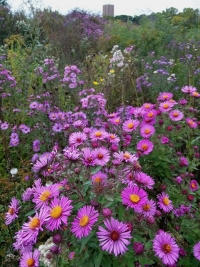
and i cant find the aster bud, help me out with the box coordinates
[53,234,62,244]
[187,194,194,202]
[133,242,144,255]
[102,208,112,218]
[147,216,155,224]
[125,222,133,232]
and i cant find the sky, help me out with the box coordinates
[8,0,200,16]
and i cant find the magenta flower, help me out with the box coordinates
[135,171,155,189]
[137,139,154,155]
[52,122,63,132]
[153,231,179,265]
[157,192,173,213]
[159,101,173,112]
[46,196,73,231]
[169,110,184,121]
[5,197,20,225]
[181,85,197,94]
[93,147,110,166]
[161,136,169,144]
[157,92,173,101]
[69,132,87,147]
[91,171,108,185]
[32,184,60,209]
[113,151,138,163]
[140,124,155,138]
[32,153,52,173]
[71,205,99,239]
[29,101,39,110]
[190,180,199,191]
[186,118,197,128]
[121,186,148,211]
[137,199,156,218]
[107,133,120,143]
[19,249,40,267]
[97,217,132,256]
[193,241,200,260]
[179,156,188,167]
[122,119,140,132]
[90,129,108,141]
[81,147,96,166]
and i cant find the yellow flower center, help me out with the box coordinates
[127,122,134,129]
[142,204,151,211]
[26,258,35,267]
[173,111,179,117]
[110,134,115,139]
[123,153,130,159]
[8,208,15,215]
[115,119,120,123]
[191,182,196,189]
[79,215,89,226]
[95,131,102,137]
[98,153,103,159]
[94,177,102,183]
[144,104,150,109]
[162,244,172,253]
[130,194,140,203]
[163,103,169,109]
[192,92,198,96]
[29,217,40,229]
[147,112,153,118]
[163,94,169,99]
[141,144,148,151]
[50,206,62,219]
[39,190,51,202]
[144,128,151,134]
[162,197,170,206]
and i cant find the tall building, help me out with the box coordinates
[103,4,114,17]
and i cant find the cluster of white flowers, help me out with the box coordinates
[38,237,56,267]
[110,45,124,68]
[15,20,30,31]
[167,73,176,82]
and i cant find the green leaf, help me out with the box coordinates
[91,166,102,174]
[94,250,103,267]
[105,194,113,201]
[80,232,95,253]
[25,210,35,217]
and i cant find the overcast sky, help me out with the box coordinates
[8,0,200,16]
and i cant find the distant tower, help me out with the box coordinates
[103,4,114,17]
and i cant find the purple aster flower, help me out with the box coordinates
[90,129,108,141]
[1,121,9,130]
[181,85,197,94]
[157,92,173,101]
[135,171,155,189]
[159,101,173,112]
[113,151,138,163]
[19,249,40,267]
[140,124,155,138]
[137,199,156,217]
[133,242,144,255]
[69,132,87,147]
[153,231,179,265]
[161,136,169,144]
[32,139,40,152]
[93,147,110,166]
[29,102,39,110]
[81,147,96,166]
[71,205,99,239]
[186,118,197,128]
[190,180,199,191]
[32,153,52,173]
[193,241,200,260]
[91,171,108,185]
[63,146,80,160]
[169,110,184,121]
[179,156,188,167]
[46,196,73,231]
[137,139,154,155]
[121,186,148,211]
[5,197,20,225]
[97,217,132,256]
[10,138,20,147]
[157,192,173,213]
[122,119,140,132]
[52,122,63,132]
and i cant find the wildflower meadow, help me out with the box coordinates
[1,1,200,267]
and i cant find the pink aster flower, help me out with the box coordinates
[69,132,87,147]
[157,192,173,213]
[5,197,20,225]
[191,91,200,97]
[29,101,39,110]
[93,147,110,166]
[32,184,60,209]
[190,180,199,191]
[161,136,169,144]
[137,199,156,218]
[153,231,179,265]
[107,133,120,143]
[63,146,80,161]
[142,103,154,110]
[121,185,148,211]
[81,147,96,166]
[179,156,188,167]
[19,249,40,267]
[135,171,155,189]
[181,85,197,94]
[46,196,73,231]
[169,110,184,121]
[32,153,52,173]
[90,129,108,141]
[157,92,173,102]
[140,124,155,138]
[122,119,140,132]
[193,241,200,260]
[137,139,154,155]
[159,101,173,112]
[71,205,99,239]
[113,151,138,163]
[52,122,63,132]
[186,118,197,128]
[97,217,132,256]
[14,208,49,251]
[91,171,108,185]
